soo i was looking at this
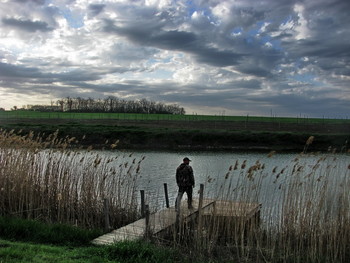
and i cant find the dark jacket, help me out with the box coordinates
[176,163,195,187]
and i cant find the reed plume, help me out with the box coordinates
[0,129,143,229]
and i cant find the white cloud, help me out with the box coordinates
[293,4,311,40]
[0,0,348,117]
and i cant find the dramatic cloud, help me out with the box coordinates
[2,18,53,32]
[0,0,349,118]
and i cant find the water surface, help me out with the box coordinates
[107,150,349,223]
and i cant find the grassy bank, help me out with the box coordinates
[0,216,179,263]
[0,239,181,263]
[0,121,348,152]
[0,110,349,152]
[1,110,349,124]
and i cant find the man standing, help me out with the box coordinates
[175,157,195,210]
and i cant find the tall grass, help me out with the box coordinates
[0,129,143,229]
[161,145,350,262]
[1,128,349,262]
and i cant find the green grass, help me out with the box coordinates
[0,216,102,247]
[0,110,349,124]
[0,239,183,263]
[0,216,181,263]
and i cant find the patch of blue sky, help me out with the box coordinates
[185,0,218,24]
[293,57,312,70]
[242,21,283,51]
[260,35,283,51]
[290,73,323,86]
[147,57,172,64]
[122,68,172,80]
[281,15,294,25]
[147,68,173,79]
[61,8,84,28]
[247,22,261,36]
[268,39,283,51]
[185,0,201,16]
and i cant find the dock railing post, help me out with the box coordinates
[103,198,111,232]
[197,184,204,238]
[164,183,170,208]
[140,190,145,217]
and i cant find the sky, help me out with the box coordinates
[0,0,349,118]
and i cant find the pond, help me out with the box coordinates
[107,149,350,225]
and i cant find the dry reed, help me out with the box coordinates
[0,129,143,229]
[2,129,349,262]
[162,142,350,262]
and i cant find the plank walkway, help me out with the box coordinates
[92,199,215,245]
[92,198,261,245]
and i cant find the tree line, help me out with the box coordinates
[26,96,186,115]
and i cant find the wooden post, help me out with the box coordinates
[103,198,110,231]
[140,190,145,217]
[145,204,150,239]
[197,184,204,236]
[164,183,170,208]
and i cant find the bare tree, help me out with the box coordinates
[48,97,186,115]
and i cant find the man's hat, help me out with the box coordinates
[183,157,191,162]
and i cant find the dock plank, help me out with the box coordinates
[92,199,214,245]
[92,198,260,245]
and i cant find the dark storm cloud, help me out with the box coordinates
[0,62,43,78]
[280,1,350,59]
[102,19,243,67]
[0,63,98,93]
[102,19,194,48]
[0,62,138,83]
[2,18,54,32]
[14,0,45,5]
[0,62,141,96]
[192,47,242,67]
[230,79,262,90]
[250,93,350,118]
[284,37,350,60]
[88,4,106,17]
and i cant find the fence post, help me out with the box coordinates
[103,198,111,231]
[140,190,145,217]
[164,183,170,208]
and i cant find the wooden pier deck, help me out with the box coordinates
[92,198,260,245]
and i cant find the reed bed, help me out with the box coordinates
[0,129,144,229]
[1,128,350,262]
[163,144,350,262]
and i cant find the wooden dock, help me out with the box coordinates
[92,198,260,245]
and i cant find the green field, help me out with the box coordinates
[0,110,348,152]
[0,110,349,124]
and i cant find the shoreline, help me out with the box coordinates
[0,119,348,153]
